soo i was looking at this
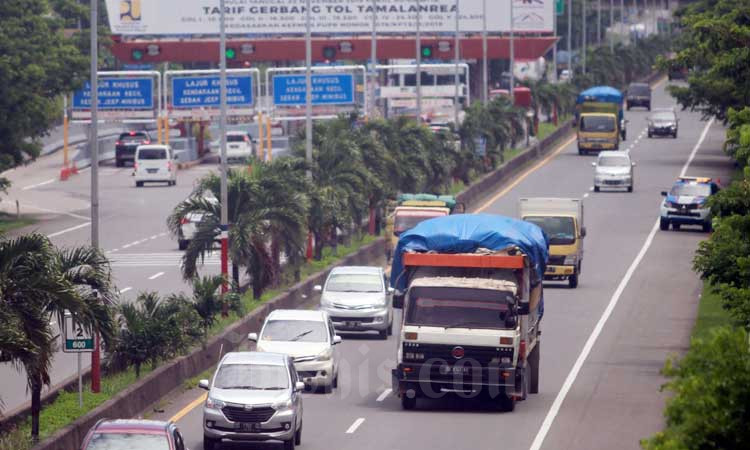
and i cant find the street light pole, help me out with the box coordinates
[482,0,488,104]
[89,0,101,394]
[582,0,587,74]
[610,0,614,51]
[553,2,558,82]
[620,0,625,42]
[219,0,229,294]
[509,0,515,96]
[597,0,601,44]
[567,0,572,79]
[305,0,312,178]
[370,0,377,117]
[454,0,460,126]
[416,0,422,121]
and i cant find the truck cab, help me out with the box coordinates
[390,214,546,412]
[519,198,585,288]
[577,113,620,154]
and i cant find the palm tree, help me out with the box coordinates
[0,234,115,442]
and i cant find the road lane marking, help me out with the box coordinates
[148,272,165,280]
[346,418,365,434]
[150,234,159,239]
[476,135,577,212]
[170,392,207,423]
[21,178,56,190]
[119,287,132,294]
[47,222,91,238]
[122,243,133,249]
[528,116,715,450]
[376,388,392,402]
[583,193,589,198]
[110,253,219,267]
[2,201,90,221]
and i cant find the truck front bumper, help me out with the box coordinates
[544,264,576,280]
[578,141,618,151]
[391,364,517,399]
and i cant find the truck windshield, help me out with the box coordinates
[580,116,615,132]
[405,287,516,330]
[524,216,576,245]
[394,213,444,235]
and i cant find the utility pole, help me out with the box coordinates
[597,0,602,44]
[621,0,625,42]
[370,0,377,117]
[482,0,488,103]
[582,0,587,74]
[553,1,558,81]
[509,0,515,96]
[305,0,312,178]
[454,0,460,126]
[416,0,422,121]
[610,0,615,51]
[89,0,101,394]
[568,0,572,79]
[219,0,229,294]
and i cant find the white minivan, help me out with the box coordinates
[134,145,177,187]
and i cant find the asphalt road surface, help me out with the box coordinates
[144,78,732,450]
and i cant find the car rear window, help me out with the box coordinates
[119,133,148,142]
[227,134,248,143]
[628,84,650,95]
[137,148,167,160]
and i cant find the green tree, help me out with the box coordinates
[0,0,89,191]
[641,327,750,450]
[0,234,115,441]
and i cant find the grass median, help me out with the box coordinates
[691,282,733,340]
[0,233,378,449]
[0,213,35,235]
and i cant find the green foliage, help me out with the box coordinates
[694,214,750,290]
[641,327,750,450]
[693,282,734,340]
[664,0,750,120]
[0,0,89,189]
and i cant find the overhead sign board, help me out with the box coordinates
[62,313,94,353]
[273,74,354,106]
[105,0,553,35]
[171,75,253,108]
[73,77,154,110]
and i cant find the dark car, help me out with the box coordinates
[115,131,152,167]
[626,83,651,110]
[647,109,679,138]
[81,419,188,450]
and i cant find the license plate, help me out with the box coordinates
[345,321,359,328]
[147,168,158,174]
[239,422,260,432]
[440,365,470,375]
[229,145,239,149]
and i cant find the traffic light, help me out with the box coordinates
[322,46,336,61]
[225,47,237,60]
[131,49,144,61]
[420,45,433,58]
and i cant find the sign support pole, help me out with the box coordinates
[219,0,229,295]
[482,0,487,104]
[510,0,515,97]
[265,115,271,161]
[370,0,377,117]
[305,0,313,179]
[77,353,82,408]
[582,0,587,74]
[89,0,101,394]
[553,2,558,81]
[257,111,265,161]
[568,0,573,79]
[454,0,460,126]
[610,0,614,51]
[415,0,422,121]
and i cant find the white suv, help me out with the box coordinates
[134,145,177,187]
[226,131,255,163]
[249,310,342,393]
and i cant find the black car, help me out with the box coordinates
[647,110,678,138]
[626,83,651,110]
[115,131,151,167]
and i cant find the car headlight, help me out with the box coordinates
[316,349,333,361]
[206,397,226,409]
[272,398,293,410]
[563,255,577,265]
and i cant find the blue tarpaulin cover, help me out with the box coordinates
[576,86,623,104]
[390,214,549,292]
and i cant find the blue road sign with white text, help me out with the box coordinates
[73,78,153,109]
[273,74,354,106]
[171,75,254,108]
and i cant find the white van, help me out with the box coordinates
[134,145,177,187]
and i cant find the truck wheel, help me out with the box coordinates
[498,393,516,412]
[660,218,669,230]
[401,393,417,410]
[568,274,578,288]
[528,343,540,394]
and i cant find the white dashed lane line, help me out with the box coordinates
[119,287,132,294]
[148,272,165,280]
[346,418,365,434]
[376,388,392,402]
[21,178,56,191]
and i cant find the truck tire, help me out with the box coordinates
[528,343,540,394]
[568,274,578,288]
[401,393,417,410]
[498,393,516,412]
[660,218,669,230]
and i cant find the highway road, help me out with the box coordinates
[142,78,732,450]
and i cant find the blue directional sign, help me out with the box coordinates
[171,75,254,108]
[73,78,153,109]
[273,74,354,106]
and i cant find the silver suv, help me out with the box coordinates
[315,266,394,339]
[199,352,304,450]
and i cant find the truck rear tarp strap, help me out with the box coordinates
[390,214,549,292]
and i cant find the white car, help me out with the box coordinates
[134,145,177,187]
[315,266,394,339]
[592,151,635,192]
[226,131,255,163]
[177,194,219,250]
[249,310,342,393]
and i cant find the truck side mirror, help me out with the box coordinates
[580,227,587,238]
[393,294,404,309]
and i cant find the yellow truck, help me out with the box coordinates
[576,86,628,155]
[384,194,464,261]
[519,197,585,288]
